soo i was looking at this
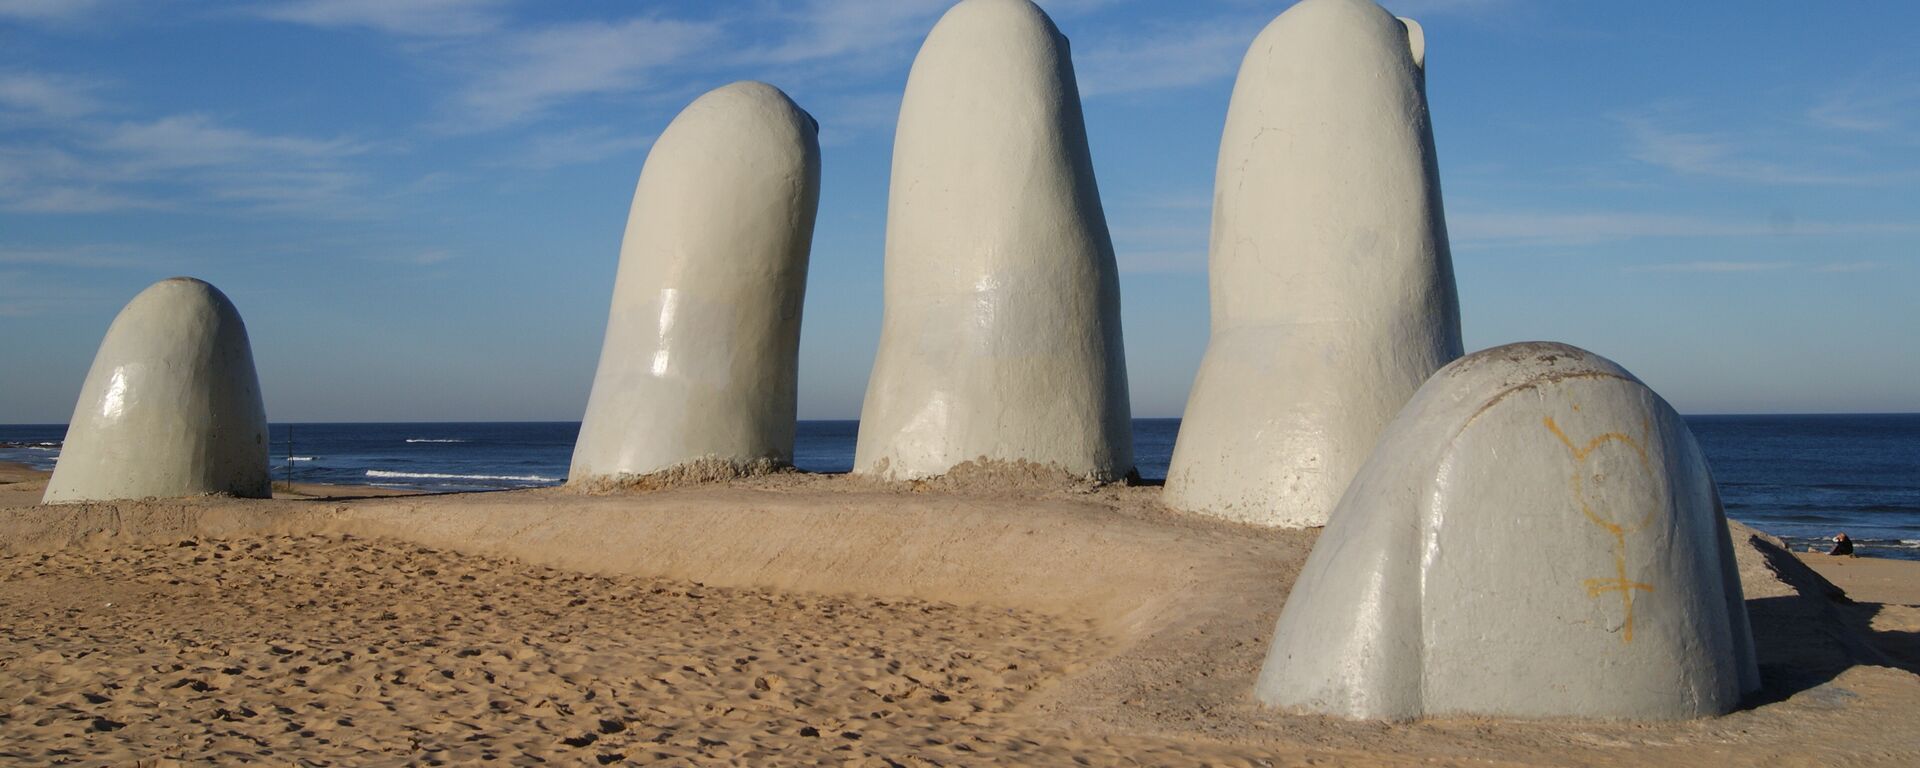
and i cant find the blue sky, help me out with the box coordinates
[2,0,1916,423]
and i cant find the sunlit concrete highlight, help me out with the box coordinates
[569,82,821,486]
[43,277,270,503]
[1164,0,1462,527]
[855,0,1133,481]
[1257,342,1761,720]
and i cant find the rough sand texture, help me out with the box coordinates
[1803,553,1920,675]
[2,470,1918,765]
[566,458,793,494]
[0,462,47,508]
[0,536,1114,765]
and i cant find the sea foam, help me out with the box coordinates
[365,469,558,483]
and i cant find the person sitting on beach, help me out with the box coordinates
[1828,533,1855,557]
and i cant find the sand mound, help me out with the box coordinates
[1726,521,1895,698]
[890,458,1132,495]
[565,458,795,494]
[2,480,1917,765]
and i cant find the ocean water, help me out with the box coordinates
[1687,414,1920,561]
[4,415,1916,560]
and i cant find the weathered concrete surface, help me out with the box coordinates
[1165,0,1461,527]
[1258,342,1761,720]
[43,278,269,503]
[570,81,820,485]
[855,0,1133,481]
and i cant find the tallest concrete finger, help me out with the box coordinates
[855,0,1134,481]
[1165,0,1463,527]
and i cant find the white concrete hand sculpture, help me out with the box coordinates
[44,277,271,503]
[1165,0,1463,527]
[1258,343,1760,720]
[570,82,821,487]
[855,0,1133,482]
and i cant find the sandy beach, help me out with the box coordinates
[2,461,1917,765]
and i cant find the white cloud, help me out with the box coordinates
[1451,209,1919,248]
[1108,220,1210,273]
[0,268,115,317]
[0,144,167,212]
[1380,0,1509,14]
[0,186,165,213]
[254,0,508,38]
[1624,259,1896,276]
[0,244,147,268]
[1620,114,1912,186]
[0,112,375,215]
[756,0,950,65]
[201,167,369,213]
[811,91,900,146]
[508,127,657,169]
[1814,261,1886,273]
[1075,20,1256,97]
[1808,79,1920,134]
[408,247,455,266]
[99,114,367,170]
[0,71,101,118]
[0,0,105,22]
[1630,260,1794,274]
[456,17,721,127]
[259,3,727,131]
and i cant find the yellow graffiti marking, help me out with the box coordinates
[1544,415,1657,643]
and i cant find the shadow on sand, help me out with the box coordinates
[1742,533,1915,708]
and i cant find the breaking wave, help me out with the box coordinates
[364,469,559,483]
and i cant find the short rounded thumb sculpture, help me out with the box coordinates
[44,277,271,503]
[1258,342,1760,720]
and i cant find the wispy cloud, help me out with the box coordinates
[0,268,116,317]
[253,0,508,38]
[1630,260,1794,274]
[1625,259,1892,275]
[0,244,149,268]
[0,144,169,213]
[1620,114,1912,186]
[0,0,106,23]
[756,0,949,65]
[1075,19,1256,97]
[455,18,721,128]
[0,186,166,214]
[353,246,458,267]
[257,2,721,130]
[0,108,377,215]
[1452,210,1920,248]
[811,91,900,146]
[100,114,367,170]
[0,71,102,118]
[506,128,656,169]
[1814,261,1886,273]
[1109,221,1210,274]
[1808,77,1920,134]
